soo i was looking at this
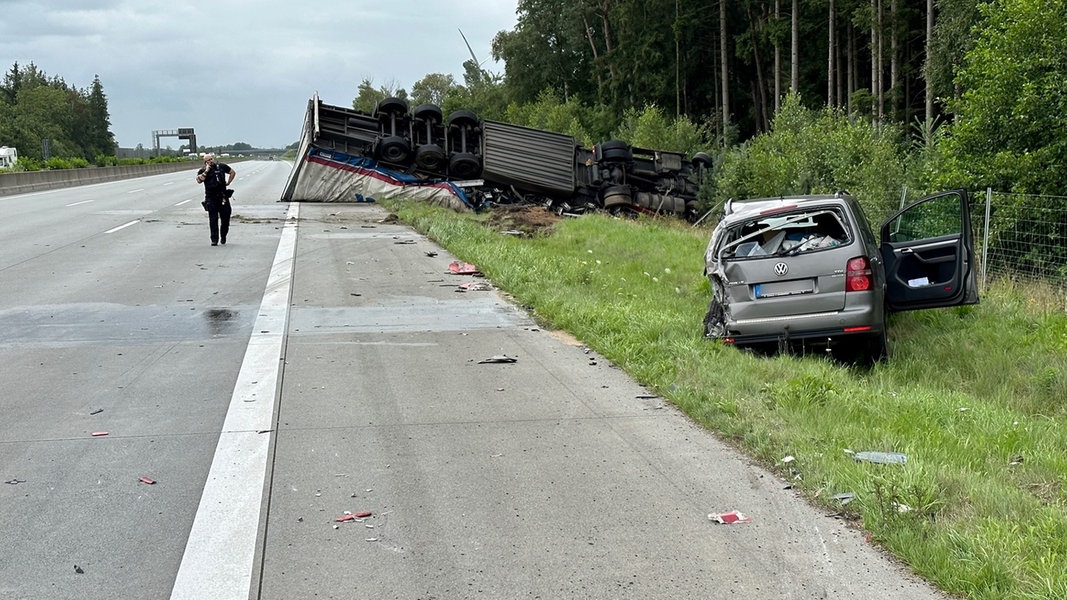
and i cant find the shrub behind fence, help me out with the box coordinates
[979,190,1067,293]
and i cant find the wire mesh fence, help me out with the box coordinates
[977,189,1067,294]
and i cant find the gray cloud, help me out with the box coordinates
[0,0,516,148]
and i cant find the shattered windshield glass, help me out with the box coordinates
[718,208,851,260]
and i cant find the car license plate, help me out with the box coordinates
[753,279,814,298]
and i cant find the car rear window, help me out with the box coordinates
[719,208,852,259]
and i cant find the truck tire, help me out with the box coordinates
[692,152,713,169]
[597,140,631,164]
[413,103,442,123]
[448,152,482,179]
[377,135,412,164]
[601,184,633,208]
[415,144,446,172]
[447,110,480,129]
[376,97,408,118]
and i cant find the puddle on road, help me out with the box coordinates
[0,303,256,347]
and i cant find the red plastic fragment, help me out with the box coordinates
[335,511,372,522]
[448,261,480,275]
[139,476,156,485]
[710,510,752,524]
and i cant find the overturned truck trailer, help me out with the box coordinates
[280,94,712,220]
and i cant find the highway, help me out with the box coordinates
[0,161,948,599]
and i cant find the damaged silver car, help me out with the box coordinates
[703,190,979,362]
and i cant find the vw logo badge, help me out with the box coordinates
[773,262,789,277]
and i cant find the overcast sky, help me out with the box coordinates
[0,0,518,150]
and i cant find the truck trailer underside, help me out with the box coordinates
[280,94,710,220]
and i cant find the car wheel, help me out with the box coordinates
[703,297,726,338]
[865,329,889,363]
[833,331,887,366]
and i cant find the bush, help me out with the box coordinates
[503,89,596,146]
[611,104,711,157]
[714,94,908,223]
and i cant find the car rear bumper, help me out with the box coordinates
[720,301,883,345]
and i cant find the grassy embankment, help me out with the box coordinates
[386,200,1067,600]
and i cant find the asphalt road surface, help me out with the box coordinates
[0,161,948,599]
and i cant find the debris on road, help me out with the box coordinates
[478,355,517,364]
[89,408,103,415]
[74,565,84,574]
[336,511,373,522]
[91,431,109,437]
[832,492,856,505]
[139,476,156,485]
[852,451,907,464]
[448,261,481,276]
[425,251,438,257]
[457,281,493,292]
[709,510,752,524]
[5,478,25,485]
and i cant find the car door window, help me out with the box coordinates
[885,194,960,242]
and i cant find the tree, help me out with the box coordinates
[0,62,114,161]
[925,0,980,109]
[492,0,592,105]
[939,0,1067,196]
[411,73,458,106]
[352,78,408,113]
[84,75,115,157]
[720,0,730,134]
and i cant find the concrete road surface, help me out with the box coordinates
[0,167,949,599]
[247,203,947,599]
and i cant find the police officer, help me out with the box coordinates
[195,154,236,245]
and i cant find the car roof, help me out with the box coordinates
[720,194,854,223]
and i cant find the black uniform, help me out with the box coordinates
[197,162,233,245]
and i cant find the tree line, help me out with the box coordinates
[360,0,1063,203]
[0,62,115,165]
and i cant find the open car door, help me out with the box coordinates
[879,189,979,312]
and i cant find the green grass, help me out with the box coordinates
[389,201,1067,600]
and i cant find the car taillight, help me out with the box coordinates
[846,257,872,292]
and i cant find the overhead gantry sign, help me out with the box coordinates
[153,127,196,156]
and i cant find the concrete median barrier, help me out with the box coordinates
[0,162,202,196]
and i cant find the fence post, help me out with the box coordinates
[982,187,992,291]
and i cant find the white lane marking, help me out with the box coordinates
[126,188,145,194]
[164,181,175,186]
[105,220,139,233]
[65,200,93,207]
[176,199,193,206]
[170,202,298,600]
